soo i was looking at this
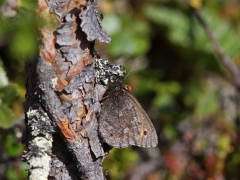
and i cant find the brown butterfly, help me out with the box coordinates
[98,76,158,148]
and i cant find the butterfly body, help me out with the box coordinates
[98,77,158,148]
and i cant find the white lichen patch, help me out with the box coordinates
[28,137,52,180]
[51,77,58,88]
[27,109,38,117]
[95,58,126,85]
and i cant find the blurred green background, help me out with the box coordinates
[1,0,240,179]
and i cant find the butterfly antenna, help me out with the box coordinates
[124,62,137,79]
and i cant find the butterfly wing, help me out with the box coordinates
[126,91,158,147]
[99,90,141,148]
[98,88,158,148]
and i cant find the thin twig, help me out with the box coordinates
[189,4,240,88]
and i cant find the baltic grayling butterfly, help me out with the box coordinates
[98,75,158,148]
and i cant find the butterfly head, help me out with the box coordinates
[108,75,124,91]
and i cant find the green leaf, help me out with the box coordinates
[195,91,219,116]
[154,93,174,109]
[102,13,122,35]
[10,27,39,60]
[0,85,17,103]
[3,10,39,61]
[109,31,150,57]
[163,123,177,141]
[144,5,240,60]
[107,15,150,58]
[144,5,190,46]
[0,0,6,6]
[6,164,27,180]
[5,134,25,157]
[0,104,15,128]
[231,149,240,164]
[20,0,38,10]
[103,148,138,180]
[217,134,231,159]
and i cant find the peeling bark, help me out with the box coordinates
[23,0,112,179]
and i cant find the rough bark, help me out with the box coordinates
[23,0,112,179]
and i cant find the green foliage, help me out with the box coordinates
[6,166,27,180]
[21,0,38,10]
[103,148,138,180]
[144,5,240,59]
[194,89,219,117]
[0,104,15,128]
[0,60,18,128]
[6,11,39,60]
[0,4,36,179]
[103,14,151,57]
[0,129,27,180]
[0,0,39,62]
[144,5,191,46]
[163,123,177,140]
[5,134,24,157]
[0,85,17,103]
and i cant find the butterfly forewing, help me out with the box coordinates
[98,78,158,148]
[99,89,140,148]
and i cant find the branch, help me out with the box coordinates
[188,4,240,88]
[23,0,112,179]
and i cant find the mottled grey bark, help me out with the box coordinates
[23,0,112,179]
[23,61,55,179]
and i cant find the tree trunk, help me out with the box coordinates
[23,0,112,179]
